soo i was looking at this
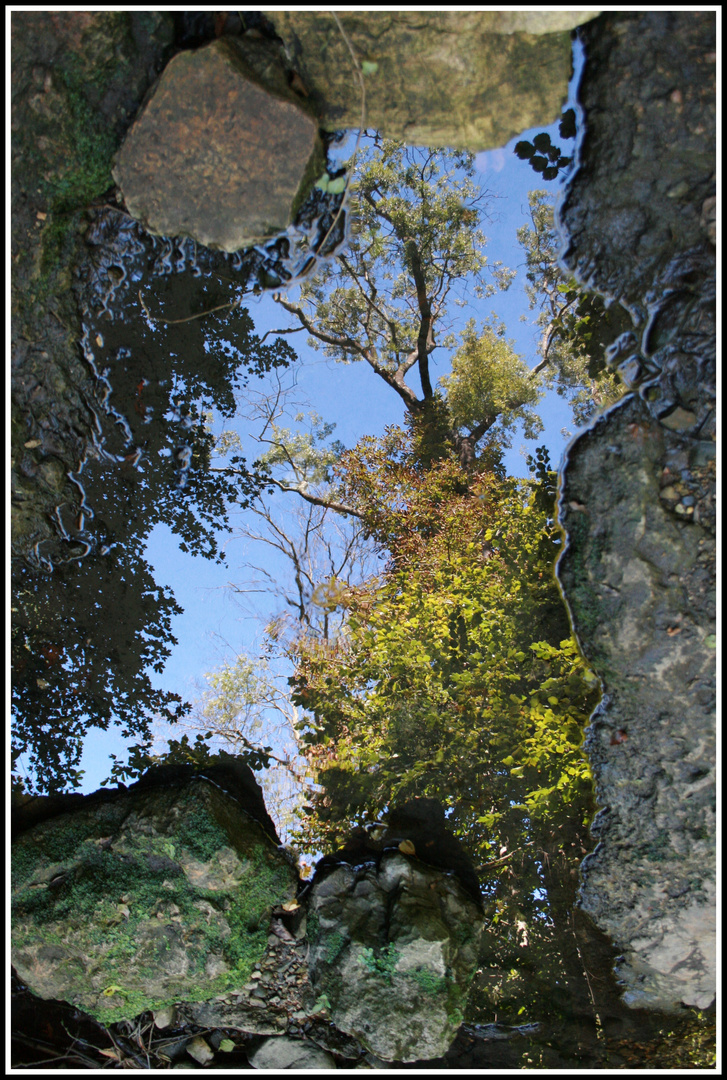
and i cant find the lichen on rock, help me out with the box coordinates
[308,848,482,1062]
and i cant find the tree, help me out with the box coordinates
[162,138,613,1021]
[282,430,603,1022]
[516,189,630,427]
[269,135,553,472]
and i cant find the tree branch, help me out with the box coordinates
[272,292,421,413]
[404,239,435,400]
[262,475,365,520]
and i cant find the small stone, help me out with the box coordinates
[153,1006,177,1030]
[659,407,697,432]
[666,179,689,199]
[186,1036,214,1065]
[248,1035,337,1070]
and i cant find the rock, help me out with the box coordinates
[307,847,482,1062]
[248,1035,337,1070]
[11,769,298,1023]
[263,11,600,151]
[556,9,716,1015]
[10,11,174,566]
[558,396,716,1013]
[113,37,325,252]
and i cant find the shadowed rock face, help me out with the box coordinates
[556,10,716,1013]
[306,800,483,1062]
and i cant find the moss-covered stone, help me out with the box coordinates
[11,778,297,1024]
[308,850,482,1062]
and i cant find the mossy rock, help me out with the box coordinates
[11,778,298,1023]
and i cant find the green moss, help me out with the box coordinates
[11,793,296,1023]
[307,907,320,940]
[176,807,230,862]
[325,930,346,963]
[359,944,401,984]
[407,966,449,995]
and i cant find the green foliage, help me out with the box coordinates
[440,320,544,446]
[516,190,629,426]
[273,135,523,468]
[256,412,346,488]
[359,944,401,984]
[289,435,599,863]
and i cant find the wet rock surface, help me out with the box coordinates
[556,10,716,1012]
[113,37,325,252]
[11,767,298,1024]
[11,11,174,567]
[264,11,600,151]
[306,822,483,1062]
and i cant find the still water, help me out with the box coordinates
[11,33,714,1069]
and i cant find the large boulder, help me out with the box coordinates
[263,11,600,151]
[556,11,716,1013]
[113,37,325,252]
[307,838,482,1062]
[11,766,298,1024]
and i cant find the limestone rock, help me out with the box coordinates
[308,849,482,1062]
[556,10,716,1014]
[263,11,600,151]
[558,396,716,1013]
[248,1035,337,1070]
[11,771,298,1023]
[113,37,325,252]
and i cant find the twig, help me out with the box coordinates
[138,289,244,325]
[259,325,306,344]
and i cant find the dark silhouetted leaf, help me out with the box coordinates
[514,140,535,160]
[559,108,577,139]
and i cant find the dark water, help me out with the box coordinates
[10,18,715,1069]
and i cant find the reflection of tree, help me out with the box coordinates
[12,227,299,793]
[11,550,186,795]
[285,434,606,1030]
[516,189,630,428]
[77,258,298,561]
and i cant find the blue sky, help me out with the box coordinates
[64,44,589,794]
